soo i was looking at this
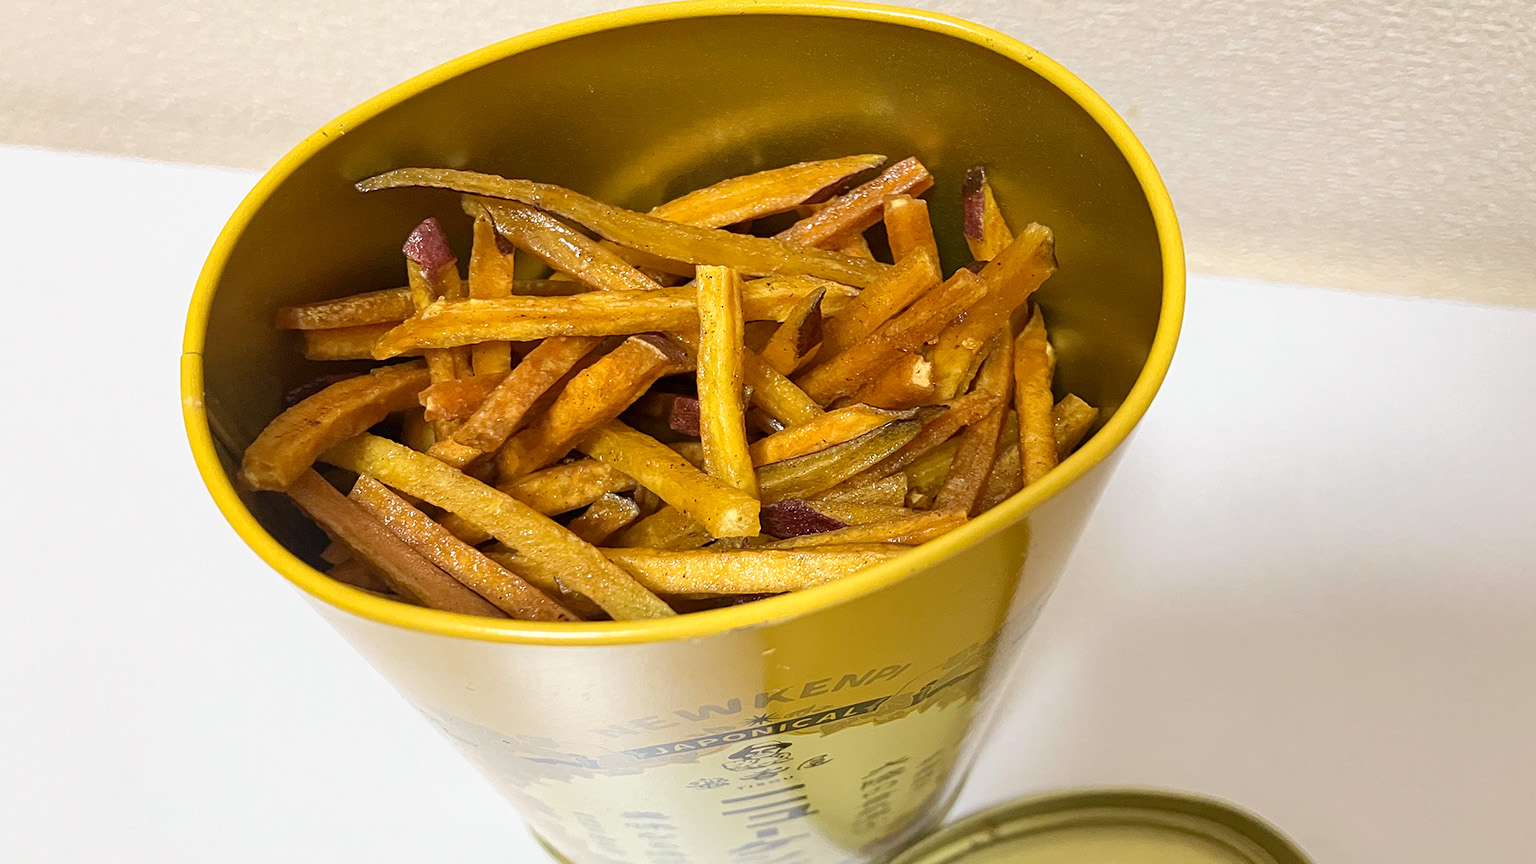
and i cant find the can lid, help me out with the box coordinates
[889,788,1312,864]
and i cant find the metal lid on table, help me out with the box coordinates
[889,788,1312,864]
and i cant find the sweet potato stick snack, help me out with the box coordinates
[237,155,1099,619]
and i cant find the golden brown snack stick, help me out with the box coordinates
[850,353,935,410]
[748,405,911,466]
[482,545,607,620]
[437,512,493,546]
[758,420,921,502]
[695,266,759,497]
[820,248,941,356]
[419,371,509,422]
[931,224,1055,399]
[498,459,637,514]
[495,336,677,481]
[835,233,875,260]
[281,283,590,335]
[744,275,858,319]
[758,286,824,376]
[403,221,472,442]
[935,332,1013,514]
[667,440,704,468]
[301,323,397,361]
[467,215,515,374]
[604,241,696,279]
[765,511,965,548]
[1053,394,1100,457]
[241,362,430,491]
[566,493,643,545]
[468,199,664,294]
[406,262,470,383]
[431,335,603,467]
[812,472,909,507]
[934,397,1006,514]
[578,421,761,538]
[670,329,824,427]
[372,280,840,359]
[607,506,712,551]
[797,268,985,404]
[603,545,906,594]
[320,539,353,566]
[348,476,577,621]
[961,165,1016,261]
[1014,306,1058,485]
[775,157,934,248]
[358,171,892,288]
[905,438,962,504]
[977,410,1023,512]
[373,289,697,357]
[806,501,919,525]
[883,195,939,264]
[650,154,887,228]
[321,434,674,619]
[276,287,415,330]
[744,350,825,425]
[842,390,1003,487]
[284,470,506,617]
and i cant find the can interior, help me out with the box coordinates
[195,11,1165,568]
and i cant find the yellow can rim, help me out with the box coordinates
[181,0,1185,646]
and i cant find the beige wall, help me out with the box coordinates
[6,0,1532,306]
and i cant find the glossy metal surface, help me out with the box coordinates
[181,2,1183,861]
[887,789,1313,864]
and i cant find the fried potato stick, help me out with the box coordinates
[301,323,397,361]
[566,493,643,545]
[322,434,674,619]
[276,287,415,330]
[349,476,577,621]
[883,194,939,264]
[695,266,758,497]
[960,165,1016,261]
[285,470,505,617]
[775,157,934,248]
[748,405,912,466]
[797,268,985,404]
[1015,306,1058,485]
[765,511,964,548]
[604,545,905,594]
[759,286,825,376]
[358,171,891,288]
[467,215,516,374]
[650,154,887,228]
[578,421,761,538]
[934,332,1013,514]
[1053,393,1099,457]
[820,248,941,356]
[431,335,603,468]
[241,362,429,491]
[468,199,664,294]
[495,336,678,480]
[850,353,935,410]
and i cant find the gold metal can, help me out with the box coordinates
[181,3,1184,862]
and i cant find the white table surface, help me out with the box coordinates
[2,145,1532,863]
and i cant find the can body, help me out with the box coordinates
[319,453,1121,864]
[182,4,1183,863]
